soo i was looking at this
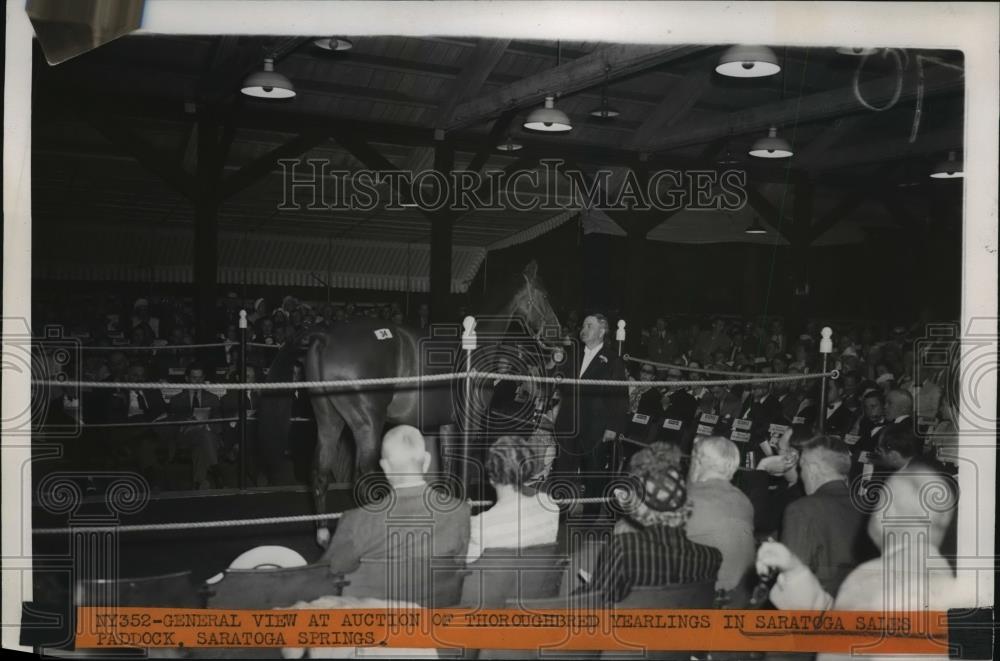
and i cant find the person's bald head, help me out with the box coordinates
[884,388,914,420]
[379,425,431,485]
[867,466,957,551]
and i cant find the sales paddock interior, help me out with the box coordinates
[2,1,997,652]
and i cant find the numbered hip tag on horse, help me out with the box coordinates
[374,328,393,340]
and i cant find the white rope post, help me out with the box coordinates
[238,309,249,489]
[616,319,626,357]
[819,326,834,433]
[461,316,477,491]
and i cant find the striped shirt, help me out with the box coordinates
[466,492,560,563]
[588,525,722,602]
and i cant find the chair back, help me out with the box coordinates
[460,544,565,608]
[205,563,347,609]
[615,581,716,608]
[342,556,467,607]
[76,570,201,608]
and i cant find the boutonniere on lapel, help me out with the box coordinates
[598,355,608,364]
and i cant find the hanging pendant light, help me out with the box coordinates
[749,126,793,158]
[589,67,620,119]
[497,134,523,152]
[744,217,767,235]
[589,92,620,119]
[836,46,878,56]
[314,37,354,51]
[716,45,781,78]
[523,95,572,132]
[929,151,964,179]
[241,57,296,99]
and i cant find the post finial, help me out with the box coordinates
[819,326,834,354]
[462,316,477,350]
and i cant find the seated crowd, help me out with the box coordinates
[178,424,956,660]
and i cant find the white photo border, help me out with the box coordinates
[4,0,997,652]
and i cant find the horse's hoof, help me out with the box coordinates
[316,528,331,548]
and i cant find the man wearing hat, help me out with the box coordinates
[584,443,722,602]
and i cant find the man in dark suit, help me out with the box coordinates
[322,425,470,600]
[166,362,222,489]
[781,435,875,596]
[221,364,262,486]
[644,317,678,366]
[630,362,664,419]
[554,314,629,501]
[774,374,801,424]
[660,365,698,450]
[106,362,167,480]
[848,389,886,489]
[818,378,852,436]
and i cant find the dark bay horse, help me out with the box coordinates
[258,261,562,546]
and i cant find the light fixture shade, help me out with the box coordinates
[836,46,878,56]
[749,126,793,158]
[241,58,295,99]
[716,45,781,78]
[523,96,572,132]
[744,217,767,235]
[930,151,964,179]
[497,136,523,152]
[314,37,353,51]
[589,104,620,119]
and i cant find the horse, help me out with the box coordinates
[258,261,563,546]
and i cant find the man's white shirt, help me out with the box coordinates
[579,344,601,377]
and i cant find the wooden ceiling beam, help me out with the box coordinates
[794,116,865,165]
[79,107,197,200]
[218,130,330,201]
[446,44,707,131]
[404,39,511,175]
[645,65,964,153]
[745,185,795,244]
[810,127,962,173]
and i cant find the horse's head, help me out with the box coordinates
[508,261,561,340]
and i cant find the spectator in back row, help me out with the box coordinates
[629,362,664,418]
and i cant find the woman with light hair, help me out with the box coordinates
[465,434,559,563]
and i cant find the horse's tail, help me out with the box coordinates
[256,333,310,478]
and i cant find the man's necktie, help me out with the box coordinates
[137,391,148,413]
[193,391,201,409]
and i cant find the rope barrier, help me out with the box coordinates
[76,342,230,352]
[39,416,240,430]
[35,369,837,393]
[247,342,281,349]
[32,496,613,535]
[623,354,778,377]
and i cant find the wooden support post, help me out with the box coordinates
[790,178,814,332]
[194,110,221,345]
[429,142,455,323]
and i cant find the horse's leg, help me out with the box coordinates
[311,394,346,548]
[334,393,391,482]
